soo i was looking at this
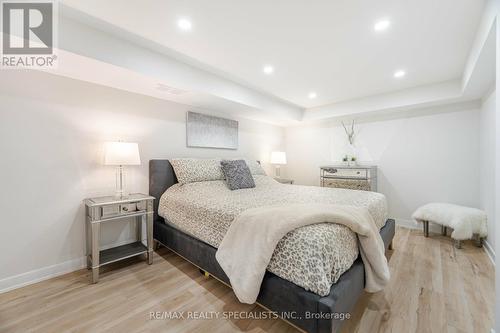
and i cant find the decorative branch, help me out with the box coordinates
[341,120,356,145]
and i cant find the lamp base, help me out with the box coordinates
[275,165,281,178]
[115,165,128,199]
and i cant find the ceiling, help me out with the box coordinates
[61,0,485,109]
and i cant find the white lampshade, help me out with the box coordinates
[104,142,141,166]
[270,151,287,165]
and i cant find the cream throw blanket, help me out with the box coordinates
[216,204,390,304]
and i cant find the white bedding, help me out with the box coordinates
[158,175,388,296]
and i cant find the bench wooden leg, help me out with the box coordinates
[473,234,483,248]
[441,225,447,236]
[423,221,429,237]
[454,239,462,249]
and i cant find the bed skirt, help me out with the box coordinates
[154,217,395,333]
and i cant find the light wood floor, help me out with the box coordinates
[0,227,494,333]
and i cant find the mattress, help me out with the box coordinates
[158,175,388,296]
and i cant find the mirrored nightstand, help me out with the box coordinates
[274,178,294,184]
[84,193,155,283]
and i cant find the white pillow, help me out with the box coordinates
[245,159,267,175]
[170,158,224,184]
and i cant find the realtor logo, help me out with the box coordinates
[1,0,57,68]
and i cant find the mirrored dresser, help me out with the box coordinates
[320,165,377,192]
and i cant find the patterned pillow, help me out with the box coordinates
[244,159,267,175]
[170,158,224,184]
[220,160,256,190]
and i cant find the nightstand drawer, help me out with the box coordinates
[96,201,152,220]
[101,203,138,218]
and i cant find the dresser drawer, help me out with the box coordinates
[323,168,368,179]
[323,179,371,191]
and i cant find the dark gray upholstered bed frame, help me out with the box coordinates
[149,159,395,333]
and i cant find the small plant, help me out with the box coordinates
[343,155,348,162]
[351,156,356,162]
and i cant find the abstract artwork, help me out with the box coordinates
[186,112,238,149]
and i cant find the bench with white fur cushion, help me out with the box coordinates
[412,203,487,248]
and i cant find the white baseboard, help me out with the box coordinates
[483,240,495,266]
[0,237,146,294]
[395,218,442,233]
[0,256,86,294]
[394,218,419,229]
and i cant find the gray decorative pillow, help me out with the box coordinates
[170,158,224,184]
[220,160,256,190]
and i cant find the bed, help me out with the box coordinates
[150,159,395,333]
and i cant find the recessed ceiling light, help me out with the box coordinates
[374,19,391,32]
[177,18,192,31]
[308,92,317,99]
[394,70,406,78]
[263,65,274,74]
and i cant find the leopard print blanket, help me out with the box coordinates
[158,175,388,296]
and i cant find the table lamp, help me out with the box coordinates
[104,142,141,198]
[270,151,287,178]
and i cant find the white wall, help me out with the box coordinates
[479,89,496,252]
[0,70,284,291]
[285,109,481,224]
[495,11,500,333]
